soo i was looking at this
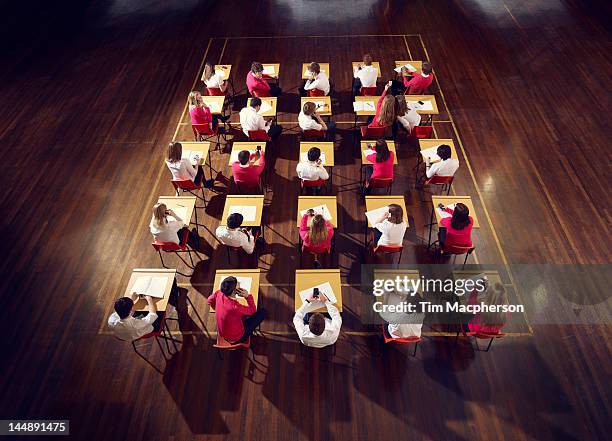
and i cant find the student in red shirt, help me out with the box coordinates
[437,202,474,248]
[246,62,282,97]
[467,282,510,335]
[368,84,395,129]
[363,139,394,193]
[231,148,265,188]
[402,61,434,94]
[207,276,267,343]
[299,210,334,255]
[188,91,229,130]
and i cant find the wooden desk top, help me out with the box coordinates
[296,196,338,228]
[361,140,398,165]
[394,60,423,76]
[228,141,267,165]
[299,142,335,167]
[124,268,176,312]
[365,196,409,227]
[432,195,480,228]
[177,141,210,166]
[419,139,458,163]
[301,62,330,79]
[300,96,332,116]
[295,269,342,312]
[405,95,439,115]
[352,61,381,77]
[211,269,261,310]
[221,195,265,227]
[372,268,423,297]
[213,64,232,80]
[247,97,278,117]
[353,95,380,116]
[157,196,196,225]
[262,63,280,78]
[200,95,225,115]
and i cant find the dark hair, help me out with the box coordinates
[302,101,316,116]
[363,53,373,66]
[114,297,134,319]
[307,147,321,162]
[437,144,452,161]
[308,62,320,74]
[450,203,471,230]
[238,150,251,165]
[227,213,244,229]
[250,97,262,108]
[388,203,404,224]
[422,62,432,75]
[375,139,390,163]
[251,61,263,73]
[308,313,326,335]
[220,276,237,296]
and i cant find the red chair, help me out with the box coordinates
[223,229,260,265]
[300,178,326,194]
[234,177,264,194]
[364,177,393,195]
[369,230,403,263]
[152,230,196,277]
[437,243,475,268]
[192,123,225,149]
[382,325,420,356]
[423,175,454,195]
[251,89,271,98]
[473,331,506,352]
[213,334,251,360]
[307,88,326,97]
[360,125,388,139]
[413,125,433,139]
[360,86,378,96]
[206,87,225,96]
[130,314,180,373]
[299,238,332,268]
[302,129,326,141]
[171,179,207,207]
[248,130,271,142]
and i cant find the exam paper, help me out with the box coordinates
[257,100,273,114]
[227,205,257,222]
[220,276,253,294]
[131,276,167,298]
[262,65,276,75]
[365,205,390,226]
[300,151,326,164]
[300,204,332,221]
[170,206,188,222]
[420,145,442,162]
[408,100,433,111]
[394,63,417,73]
[298,281,337,304]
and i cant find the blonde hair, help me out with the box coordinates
[203,62,214,81]
[166,142,182,163]
[152,203,168,227]
[480,284,509,325]
[377,95,396,126]
[188,91,202,107]
[308,214,328,245]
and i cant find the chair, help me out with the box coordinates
[369,230,403,264]
[206,87,225,96]
[130,314,181,373]
[300,178,326,195]
[299,239,332,268]
[437,243,475,268]
[360,125,387,139]
[234,177,264,194]
[364,177,393,195]
[213,334,251,360]
[223,229,260,265]
[171,179,207,207]
[382,325,420,356]
[192,123,225,149]
[413,125,433,139]
[307,88,326,97]
[302,129,326,141]
[473,331,506,352]
[248,130,271,142]
[423,175,454,195]
[152,230,196,277]
[360,86,378,96]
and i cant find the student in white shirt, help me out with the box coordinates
[372,203,407,248]
[150,203,188,244]
[215,213,257,254]
[378,290,425,339]
[298,101,336,139]
[239,97,282,139]
[293,291,342,348]
[296,147,329,195]
[426,144,459,179]
[352,53,378,96]
[165,141,205,185]
[299,62,331,96]
[394,95,421,134]
[202,62,227,93]
[108,293,159,341]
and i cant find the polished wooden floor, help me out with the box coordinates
[0,1,610,440]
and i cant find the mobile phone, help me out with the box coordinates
[256,145,261,151]
[388,80,392,86]
[313,287,320,298]
[418,100,424,105]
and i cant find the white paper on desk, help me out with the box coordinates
[182,149,201,164]
[170,206,188,222]
[363,101,376,111]
[435,203,456,220]
[298,281,337,304]
[262,65,275,75]
[315,101,329,111]
[205,101,222,113]
[365,206,389,226]
[394,63,417,73]
[408,100,433,111]
[300,151,326,164]
[215,69,226,78]
[131,276,167,298]
[227,205,257,222]
[257,100,273,114]
[230,149,258,163]
[220,276,252,294]
[363,148,376,157]
[300,204,332,221]
[420,145,442,162]
[352,101,364,112]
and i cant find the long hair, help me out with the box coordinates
[188,91,202,107]
[375,139,390,163]
[203,62,214,81]
[450,203,471,230]
[166,142,182,163]
[152,203,168,227]
[395,95,408,117]
[388,204,403,224]
[479,283,509,325]
[377,95,396,126]
[308,214,328,245]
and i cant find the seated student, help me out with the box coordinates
[364,139,394,192]
[371,203,407,247]
[379,290,425,339]
[299,209,334,254]
[231,148,265,187]
[215,213,256,254]
[296,146,329,194]
[426,144,459,179]
[353,53,378,96]
[367,84,395,130]
[207,276,268,343]
[402,61,434,94]
[108,293,159,341]
[202,62,228,94]
[395,95,421,133]
[293,291,342,348]
[150,202,188,245]
[437,202,474,248]
[188,91,228,130]
[468,282,509,334]
[298,101,336,138]
[165,141,204,185]
[246,61,282,97]
[239,97,283,140]
[299,62,330,96]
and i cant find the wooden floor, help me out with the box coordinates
[0,1,610,440]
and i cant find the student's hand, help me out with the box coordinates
[235,287,248,298]
[144,295,154,304]
[401,66,408,75]
[254,149,261,158]
[321,293,330,302]
[307,209,315,217]
[307,294,319,303]
[438,203,445,210]
[130,292,139,301]
[384,83,390,91]
[316,159,322,166]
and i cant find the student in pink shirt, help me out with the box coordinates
[299,210,334,268]
[246,62,282,97]
[363,139,394,193]
[188,91,228,130]
[437,202,474,248]
[402,61,434,94]
[467,282,510,335]
[231,148,266,188]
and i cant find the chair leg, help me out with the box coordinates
[484,337,494,352]
[175,251,195,270]
[216,347,223,360]
[463,252,469,269]
[158,251,168,268]
[226,247,231,265]
[397,248,403,266]
[132,340,165,374]
[412,341,418,357]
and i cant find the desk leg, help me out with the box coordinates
[207,150,214,182]
[328,166,333,193]
[427,206,435,249]
[193,208,201,249]
[414,155,422,187]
